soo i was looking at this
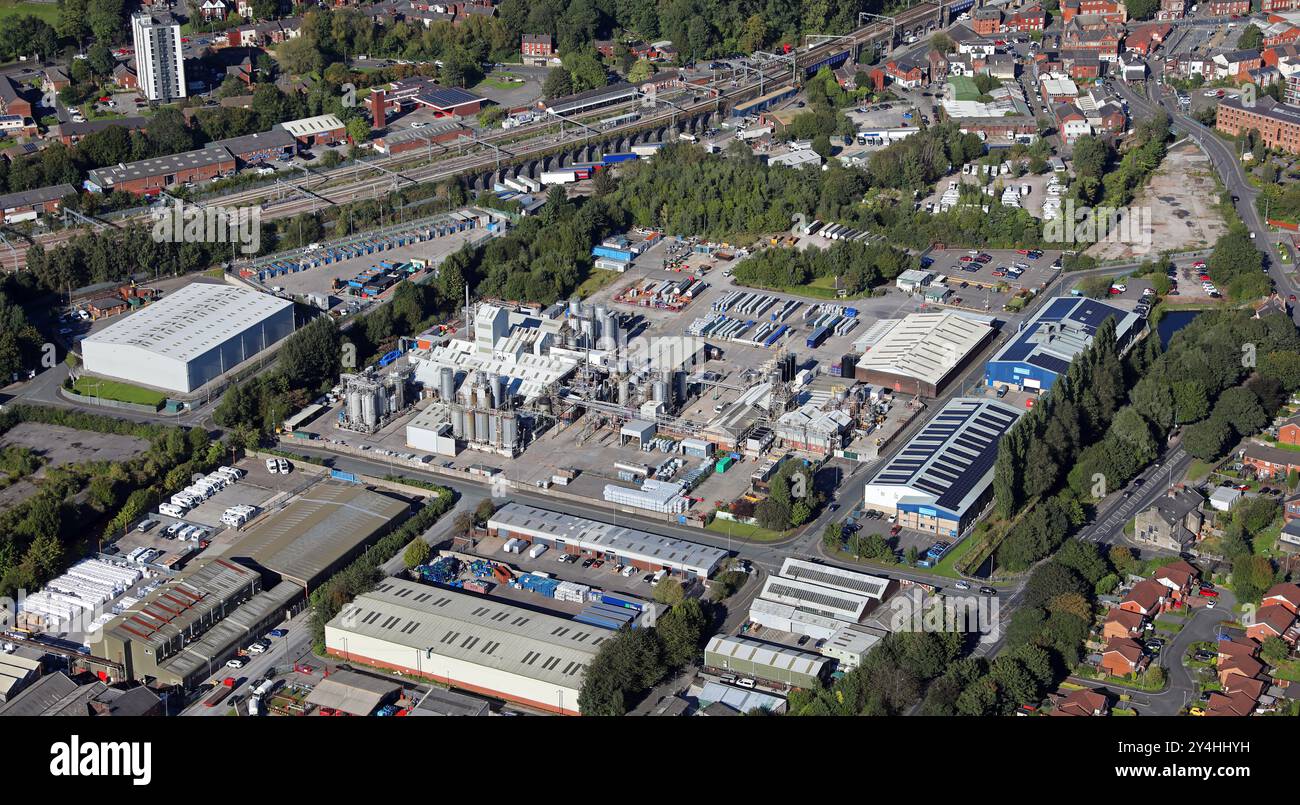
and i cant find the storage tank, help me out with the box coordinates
[439,367,455,401]
[652,381,668,403]
[462,408,475,441]
[501,413,519,449]
[493,375,507,409]
[474,410,489,441]
[488,413,500,445]
[618,379,630,406]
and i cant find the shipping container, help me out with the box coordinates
[806,326,830,349]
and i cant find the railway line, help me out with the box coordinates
[0,1,949,272]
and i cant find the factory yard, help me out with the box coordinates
[267,225,495,307]
[1085,143,1229,263]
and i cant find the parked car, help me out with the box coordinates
[979,586,998,596]
[226,656,249,669]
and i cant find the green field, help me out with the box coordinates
[948,76,979,102]
[706,517,788,543]
[70,377,166,409]
[0,0,61,25]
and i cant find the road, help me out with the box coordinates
[181,608,315,717]
[1112,72,1299,326]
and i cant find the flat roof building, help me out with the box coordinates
[81,283,295,394]
[853,311,996,396]
[85,146,236,195]
[820,625,885,671]
[703,635,831,690]
[227,482,411,592]
[326,577,604,715]
[984,296,1142,393]
[864,397,1024,537]
[487,502,726,579]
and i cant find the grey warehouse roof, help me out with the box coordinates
[82,283,293,364]
[329,577,605,689]
[487,502,727,575]
[87,145,234,188]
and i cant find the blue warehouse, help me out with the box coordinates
[984,296,1143,393]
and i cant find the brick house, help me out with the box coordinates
[1050,688,1109,716]
[1217,650,1264,687]
[1006,5,1047,32]
[1062,26,1123,61]
[1135,488,1204,552]
[200,0,228,21]
[1119,579,1167,618]
[1276,414,1300,446]
[1158,0,1188,19]
[973,8,1002,36]
[0,77,32,120]
[521,34,555,66]
[1246,604,1299,645]
[1262,582,1300,614]
[1285,493,1300,522]
[1205,0,1250,14]
[1100,637,1145,676]
[1102,607,1146,640]
[1240,441,1300,479]
[886,58,928,88]
[1061,0,1127,24]
[1153,559,1200,601]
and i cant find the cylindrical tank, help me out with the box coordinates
[618,379,630,406]
[474,410,489,441]
[439,366,455,401]
[346,389,363,424]
[502,413,519,449]
[452,407,466,439]
[361,390,378,426]
[493,375,507,410]
[652,381,667,403]
[463,408,476,442]
[568,298,582,317]
[488,413,500,445]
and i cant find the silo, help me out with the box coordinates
[501,413,519,450]
[439,366,455,401]
[488,413,500,445]
[463,408,476,441]
[346,388,364,425]
[474,410,489,442]
[652,380,667,403]
[493,375,507,410]
[568,298,583,318]
[360,389,378,427]
[618,379,630,406]
[452,407,466,439]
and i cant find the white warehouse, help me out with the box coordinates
[81,283,295,393]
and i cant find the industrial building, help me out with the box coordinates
[80,283,295,394]
[385,77,488,117]
[603,477,692,513]
[227,481,411,592]
[0,183,75,224]
[774,403,853,456]
[853,311,996,396]
[91,559,301,689]
[84,145,237,195]
[820,625,886,670]
[486,502,727,579]
[984,296,1142,393]
[325,577,602,715]
[747,558,890,641]
[703,635,831,689]
[280,114,347,147]
[863,398,1024,537]
[338,367,412,433]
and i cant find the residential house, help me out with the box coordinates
[1119,579,1167,618]
[1127,22,1172,56]
[1217,650,1264,687]
[1135,488,1205,552]
[1055,103,1091,142]
[112,63,138,90]
[1050,687,1110,716]
[973,8,1002,36]
[1102,607,1146,640]
[1261,582,1300,614]
[1204,689,1258,716]
[1247,603,1299,645]
[1213,50,1263,82]
[1153,559,1200,601]
[1100,636,1146,676]
[1005,4,1047,32]
[0,77,32,120]
[1061,0,1127,24]
[1277,413,1300,446]
[200,0,228,21]
[521,34,555,66]
[1158,0,1188,20]
[1284,492,1300,521]
[886,57,928,88]
[1241,443,1300,480]
[1204,0,1250,14]
[1280,518,1300,553]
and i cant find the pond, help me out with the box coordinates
[1156,309,1200,348]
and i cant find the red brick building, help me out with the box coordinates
[1278,414,1300,446]
[1006,4,1048,32]
[1205,0,1250,14]
[1061,0,1127,24]
[973,8,1002,36]
[1216,97,1300,155]
[84,146,237,196]
[521,33,555,65]
[1238,439,1300,477]
[1100,637,1145,676]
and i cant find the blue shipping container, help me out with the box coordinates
[806,326,830,349]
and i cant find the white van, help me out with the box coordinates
[650,569,668,586]
[266,458,279,473]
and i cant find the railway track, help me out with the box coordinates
[1,2,948,271]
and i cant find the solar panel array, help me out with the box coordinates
[868,398,1023,512]
[780,559,889,599]
[988,296,1139,378]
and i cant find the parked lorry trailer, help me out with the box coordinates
[204,677,237,707]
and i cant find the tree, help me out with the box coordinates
[811,133,833,160]
[543,66,573,99]
[473,499,498,524]
[1237,24,1263,51]
[1261,636,1289,666]
[627,58,655,82]
[346,116,370,146]
[931,31,955,54]
[1181,416,1233,461]
[1125,0,1158,19]
[1212,386,1268,437]
[656,598,705,667]
[403,539,431,568]
[652,577,685,606]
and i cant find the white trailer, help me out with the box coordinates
[540,170,578,185]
